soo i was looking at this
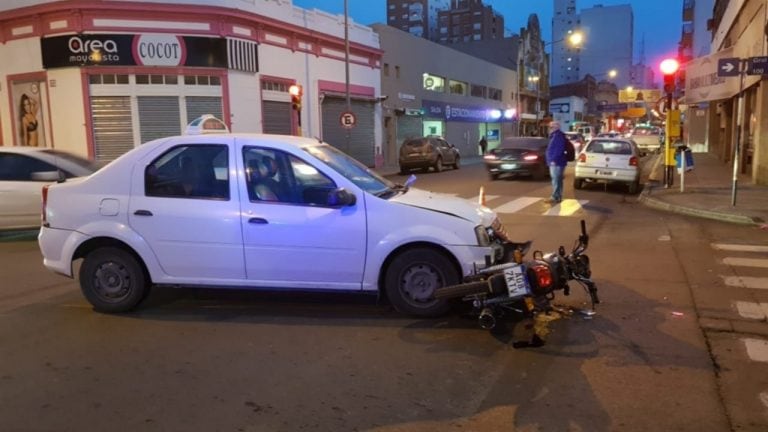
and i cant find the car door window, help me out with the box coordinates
[145,144,229,200]
[243,147,337,206]
[0,153,62,181]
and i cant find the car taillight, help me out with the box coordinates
[41,184,50,226]
[483,154,498,160]
[578,153,587,163]
[629,156,638,166]
[523,153,538,161]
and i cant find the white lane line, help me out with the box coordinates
[734,301,768,320]
[722,257,768,268]
[743,338,768,362]
[722,276,768,290]
[542,199,589,217]
[493,197,541,214]
[712,243,768,253]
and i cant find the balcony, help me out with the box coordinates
[683,0,694,21]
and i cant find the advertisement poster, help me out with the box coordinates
[11,81,47,147]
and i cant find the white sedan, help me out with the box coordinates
[38,118,506,317]
[0,147,98,230]
[573,138,643,194]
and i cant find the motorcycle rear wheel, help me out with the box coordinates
[433,280,489,299]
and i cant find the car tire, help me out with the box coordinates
[399,166,408,175]
[434,157,443,173]
[628,179,640,194]
[384,247,457,317]
[453,156,460,170]
[489,172,499,181]
[79,247,149,313]
[574,178,584,190]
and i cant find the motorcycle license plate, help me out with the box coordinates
[503,265,530,298]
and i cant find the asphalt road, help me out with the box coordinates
[1,159,766,431]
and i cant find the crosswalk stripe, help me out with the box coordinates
[734,301,768,320]
[542,199,589,217]
[723,257,768,268]
[743,338,768,362]
[712,243,768,253]
[722,276,768,290]
[493,197,541,213]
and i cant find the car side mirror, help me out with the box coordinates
[30,171,62,182]
[327,188,356,208]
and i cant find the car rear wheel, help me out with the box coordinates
[384,247,457,317]
[628,179,640,194]
[453,156,460,170]
[489,172,499,181]
[79,247,149,313]
[574,178,584,189]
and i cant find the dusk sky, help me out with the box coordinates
[291,0,684,70]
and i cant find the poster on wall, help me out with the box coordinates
[11,81,47,147]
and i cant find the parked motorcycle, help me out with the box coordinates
[433,219,599,331]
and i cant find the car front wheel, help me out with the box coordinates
[384,248,458,317]
[79,247,149,313]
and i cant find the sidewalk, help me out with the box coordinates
[639,152,768,226]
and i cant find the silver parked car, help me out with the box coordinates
[573,138,643,194]
[0,147,99,230]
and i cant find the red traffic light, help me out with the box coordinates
[659,58,680,75]
[289,84,302,111]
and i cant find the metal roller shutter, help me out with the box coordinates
[321,97,375,166]
[186,96,223,123]
[90,96,133,162]
[262,100,292,135]
[396,115,422,147]
[138,96,181,144]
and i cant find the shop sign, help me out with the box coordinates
[41,34,227,68]
[421,99,492,122]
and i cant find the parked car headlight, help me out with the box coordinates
[475,225,491,246]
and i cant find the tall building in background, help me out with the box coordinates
[437,0,504,44]
[387,0,451,40]
[551,0,580,85]
[629,36,655,89]
[578,4,634,88]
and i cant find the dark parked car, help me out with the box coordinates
[484,137,549,180]
[398,136,460,174]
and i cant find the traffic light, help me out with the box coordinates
[659,58,680,94]
[289,84,302,111]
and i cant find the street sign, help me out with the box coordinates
[746,56,768,75]
[717,57,741,77]
[340,111,356,129]
[597,103,628,112]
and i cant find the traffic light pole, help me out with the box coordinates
[663,91,674,188]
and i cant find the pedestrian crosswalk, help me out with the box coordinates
[457,194,591,217]
[712,242,768,410]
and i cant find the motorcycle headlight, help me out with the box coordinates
[490,217,511,242]
[475,225,491,246]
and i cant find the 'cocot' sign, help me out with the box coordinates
[132,34,187,66]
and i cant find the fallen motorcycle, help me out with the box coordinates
[433,219,599,330]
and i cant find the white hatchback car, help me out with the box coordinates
[573,137,643,194]
[0,147,99,230]
[38,119,506,317]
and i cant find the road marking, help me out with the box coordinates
[712,243,768,253]
[722,276,768,290]
[469,194,500,203]
[493,197,541,214]
[542,199,589,216]
[722,257,768,268]
[734,301,768,320]
[743,338,768,362]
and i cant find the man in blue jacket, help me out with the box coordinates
[546,120,567,204]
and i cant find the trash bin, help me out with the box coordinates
[675,146,694,173]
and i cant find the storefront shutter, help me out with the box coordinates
[138,96,181,144]
[90,96,133,162]
[262,100,292,135]
[186,96,223,123]
[321,97,375,166]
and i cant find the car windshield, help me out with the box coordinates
[303,145,395,196]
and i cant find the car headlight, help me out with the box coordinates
[474,225,491,246]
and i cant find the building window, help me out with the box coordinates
[470,84,486,98]
[448,80,467,95]
[261,81,288,92]
[395,66,401,78]
[473,34,481,40]
[473,23,481,30]
[423,73,445,92]
[383,63,390,77]
[136,74,180,85]
[488,88,502,101]
[89,74,129,85]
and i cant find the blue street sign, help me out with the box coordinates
[746,56,768,76]
[597,103,628,112]
[717,57,740,77]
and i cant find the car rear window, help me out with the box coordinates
[632,127,658,136]
[404,139,428,147]
[587,141,632,155]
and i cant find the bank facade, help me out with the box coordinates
[0,0,383,165]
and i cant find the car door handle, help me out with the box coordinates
[248,217,268,224]
[133,210,153,216]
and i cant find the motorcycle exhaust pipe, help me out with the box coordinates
[478,307,496,330]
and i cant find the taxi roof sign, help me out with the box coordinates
[185,114,229,135]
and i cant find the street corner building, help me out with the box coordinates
[0,0,384,166]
